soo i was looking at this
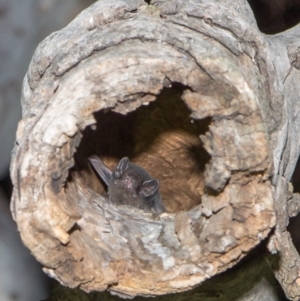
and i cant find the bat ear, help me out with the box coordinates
[114,157,129,178]
[88,155,112,186]
[140,179,159,197]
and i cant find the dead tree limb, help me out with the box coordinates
[10,0,300,299]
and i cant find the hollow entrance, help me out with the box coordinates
[288,156,300,253]
[73,83,211,213]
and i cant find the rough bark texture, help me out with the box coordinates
[9,0,300,300]
[45,247,287,301]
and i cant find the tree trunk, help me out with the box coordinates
[10,0,300,300]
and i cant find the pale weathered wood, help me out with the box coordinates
[10,0,300,300]
[45,247,287,301]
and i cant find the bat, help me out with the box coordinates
[88,155,166,214]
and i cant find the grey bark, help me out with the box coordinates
[9,0,300,300]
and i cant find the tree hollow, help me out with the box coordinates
[10,0,276,298]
